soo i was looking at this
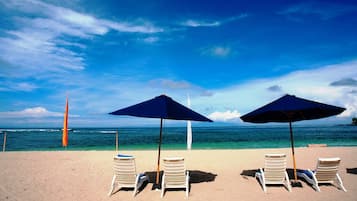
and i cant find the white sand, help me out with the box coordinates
[0,147,356,201]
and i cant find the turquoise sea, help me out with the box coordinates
[0,125,356,151]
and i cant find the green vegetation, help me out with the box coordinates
[353,117,357,125]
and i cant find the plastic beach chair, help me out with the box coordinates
[161,157,190,198]
[297,157,347,192]
[255,154,292,192]
[108,156,148,196]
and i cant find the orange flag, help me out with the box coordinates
[62,97,69,147]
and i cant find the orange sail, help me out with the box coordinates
[62,97,68,147]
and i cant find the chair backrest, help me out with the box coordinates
[113,156,137,185]
[163,157,186,185]
[264,154,287,181]
[315,157,341,182]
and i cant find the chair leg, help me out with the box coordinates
[313,183,321,192]
[133,175,140,197]
[285,171,292,192]
[186,180,189,197]
[133,183,138,197]
[186,172,190,197]
[262,180,267,193]
[108,175,116,196]
[161,186,165,198]
[336,174,347,192]
[256,172,266,192]
[311,177,321,192]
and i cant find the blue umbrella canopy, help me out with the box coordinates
[110,94,213,122]
[240,94,345,123]
[109,94,212,188]
[240,94,345,183]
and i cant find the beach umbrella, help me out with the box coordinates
[109,94,212,188]
[240,94,345,182]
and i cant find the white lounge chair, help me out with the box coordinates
[297,157,347,192]
[255,154,292,192]
[108,156,148,196]
[161,157,190,198]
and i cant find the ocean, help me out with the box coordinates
[0,125,356,151]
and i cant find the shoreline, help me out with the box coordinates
[1,147,356,201]
[3,144,357,152]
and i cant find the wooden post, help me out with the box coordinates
[3,132,6,152]
[116,131,118,152]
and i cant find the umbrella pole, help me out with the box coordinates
[155,118,163,187]
[289,121,298,181]
[115,131,118,152]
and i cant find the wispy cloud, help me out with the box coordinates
[201,46,232,57]
[0,81,38,92]
[0,0,163,77]
[181,19,220,27]
[0,107,63,118]
[149,79,192,89]
[148,79,213,97]
[142,36,160,44]
[278,2,357,21]
[181,14,248,27]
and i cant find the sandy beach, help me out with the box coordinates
[0,147,356,201]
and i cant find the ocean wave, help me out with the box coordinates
[99,130,117,134]
[72,130,115,134]
[0,129,61,132]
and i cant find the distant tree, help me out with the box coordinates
[353,117,357,125]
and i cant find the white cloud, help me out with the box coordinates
[47,60,357,126]
[0,0,163,77]
[201,46,232,57]
[193,60,357,121]
[181,14,248,27]
[278,2,357,20]
[0,82,38,92]
[0,107,81,119]
[0,107,63,118]
[104,20,163,33]
[142,36,160,43]
[181,19,220,27]
[213,47,231,57]
[339,97,357,117]
[208,110,241,122]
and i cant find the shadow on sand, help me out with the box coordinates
[145,170,217,190]
[240,168,304,187]
[346,168,357,174]
[240,169,258,179]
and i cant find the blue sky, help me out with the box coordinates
[0,0,357,127]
